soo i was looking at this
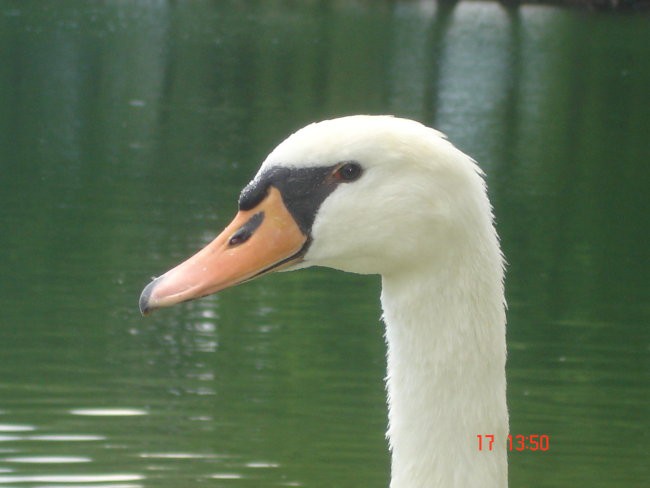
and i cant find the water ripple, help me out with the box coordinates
[3,455,91,463]
[209,472,244,480]
[28,435,105,442]
[0,473,144,483]
[69,409,148,417]
[0,424,35,433]
[138,452,221,460]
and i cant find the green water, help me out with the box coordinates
[1,1,648,487]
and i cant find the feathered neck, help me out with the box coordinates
[380,225,508,488]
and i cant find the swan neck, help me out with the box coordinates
[381,258,508,488]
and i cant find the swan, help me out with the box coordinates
[139,115,508,488]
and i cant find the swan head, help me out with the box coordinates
[140,115,492,314]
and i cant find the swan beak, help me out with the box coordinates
[139,186,307,315]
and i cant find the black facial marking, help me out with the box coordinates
[228,212,264,247]
[238,180,269,211]
[239,164,357,235]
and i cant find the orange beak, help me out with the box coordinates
[139,186,308,315]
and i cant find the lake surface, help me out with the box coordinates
[1,1,648,487]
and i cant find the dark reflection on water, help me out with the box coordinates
[1,1,648,487]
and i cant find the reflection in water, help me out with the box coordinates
[3,455,91,463]
[0,473,144,483]
[0,1,648,487]
[139,453,221,459]
[22,435,106,442]
[0,417,141,486]
[0,425,35,432]
[69,409,149,417]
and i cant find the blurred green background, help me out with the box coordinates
[0,1,648,487]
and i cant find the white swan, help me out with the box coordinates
[140,115,508,488]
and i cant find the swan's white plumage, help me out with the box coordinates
[255,116,508,487]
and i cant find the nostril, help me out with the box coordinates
[229,228,252,246]
[227,212,265,248]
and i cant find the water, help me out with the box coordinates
[1,1,648,487]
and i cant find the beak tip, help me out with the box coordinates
[139,278,159,316]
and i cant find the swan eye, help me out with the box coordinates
[333,162,363,182]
